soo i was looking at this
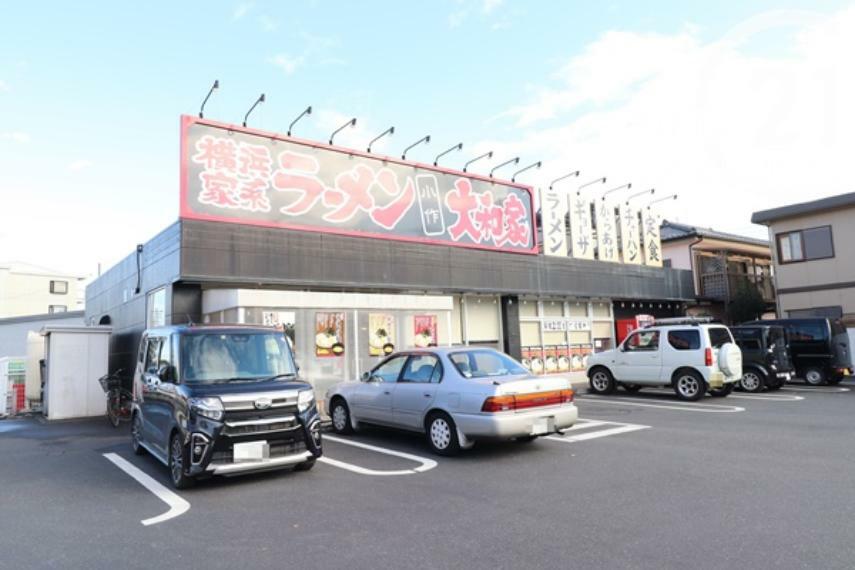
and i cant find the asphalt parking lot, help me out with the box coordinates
[2,380,855,570]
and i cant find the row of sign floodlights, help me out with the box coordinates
[198,80,678,207]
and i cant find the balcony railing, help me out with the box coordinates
[699,272,776,302]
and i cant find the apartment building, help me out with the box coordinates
[0,262,86,318]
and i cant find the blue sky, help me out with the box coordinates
[1,1,853,275]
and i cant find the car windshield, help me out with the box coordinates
[449,350,528,378]
[180,332,296,383]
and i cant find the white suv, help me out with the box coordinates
[586,318,743,401]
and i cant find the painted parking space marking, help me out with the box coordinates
[319,434,438,476]
[103,453,190,526]
[577,396,745,413]
[545,419,649,444]
[643,388,804,402]
[781,386,851,393]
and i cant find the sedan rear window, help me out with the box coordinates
[707,327,733,348]
[449,350,528,378]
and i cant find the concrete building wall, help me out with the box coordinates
[661,238,694,271]
[0,264,85,318]
[765,205,855,322]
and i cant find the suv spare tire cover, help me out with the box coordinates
[718,342,742,377]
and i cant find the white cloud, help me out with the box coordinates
[258,14,278,31]
[232,2,252,20]
[483,0,502,14]
[68,160,93,172]
[485,7,855,237]
[0,80,9,93]
[0,132,31,143]
[491,20,511,30]
[268,53,305,75]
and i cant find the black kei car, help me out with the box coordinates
[730,325,794,392]
[744,318,852,386]
[130,325,322,489]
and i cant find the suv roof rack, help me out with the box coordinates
[649,317,715,327]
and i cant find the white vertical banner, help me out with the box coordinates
[594,198,619,262]
[540,186,568,257]
[569,193,594,260]
[619,203,642,264]
[641,206,663,267]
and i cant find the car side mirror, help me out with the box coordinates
[157,364,175,383]
[361,371,371,382]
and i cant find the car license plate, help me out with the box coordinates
[233,441,269,463]
[531,418,551,435]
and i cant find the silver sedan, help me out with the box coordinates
[325,347,578,455]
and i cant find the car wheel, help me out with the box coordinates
[622,383,642,393]
[803,367,826,386]
[169,433,194,490]
[739,370,765,393]
[330,398,354,435]
[426,412,461,456]
[131,413,145,456]
[673,371,705,401]
[709,383,734,397]
[589,368,616,395]
[294,459,316,472]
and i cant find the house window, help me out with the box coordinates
[777,226,834,263]
[147,287,167,328]
[50,280,68,294]
[48,305,67,314]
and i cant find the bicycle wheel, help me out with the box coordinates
[107,391,121,428]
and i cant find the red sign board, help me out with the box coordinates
[179,116,537,254]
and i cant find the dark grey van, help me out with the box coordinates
[744,318,852,385]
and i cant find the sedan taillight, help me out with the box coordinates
[482,389,574,412]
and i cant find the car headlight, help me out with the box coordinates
[297,389,315,412]
[189,397,224,421]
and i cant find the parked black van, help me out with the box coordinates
[131,325,322,488]
[743,318,852,385]
[731,325,794,392]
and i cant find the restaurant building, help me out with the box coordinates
[86,116,694,400]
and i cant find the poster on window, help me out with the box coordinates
[557,346,571,372]
[544,346,560,374]
[262,311,297,348]
[528,347,545,375]
[315,312,345,357]
[413,315,438,348]
[368,313,396,356]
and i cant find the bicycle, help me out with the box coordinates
[98,369,132,428]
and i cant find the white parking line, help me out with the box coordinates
[103,453,190,526]
[545,421,649,443]
[781,386,851,393]
[577,396,745,413]
[319,435,438,476]
[727,393,804,402]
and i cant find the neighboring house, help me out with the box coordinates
[0,311,85,360]
[660,221,775,322]
[0,262,86,318]
[752,191,855,328]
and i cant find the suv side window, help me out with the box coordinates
[144,337,163,374]
[624,331,660,352]
[707,327,733,348]
[667,330,700,350]
[400,355,440,384]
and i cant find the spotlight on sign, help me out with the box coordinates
[367,126,395,153]
[287,106,312,137]
[463,151,493,173]
[512,161,541,182]
[242,93,266,127]
[329,117,357,145]
[199,79,219,118]
[577,177,606,195]
[489,156,519,179]
[602,183,631,200]
[402,135,430,160]
[626,187,655,204]
[645,194,678,209]
[434,142,463,166]
[548,170,580,190]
